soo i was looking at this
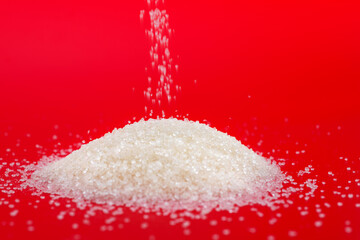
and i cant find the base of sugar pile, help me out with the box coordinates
[24,118,285,215]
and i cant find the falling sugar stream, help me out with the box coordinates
[141,0,180,117]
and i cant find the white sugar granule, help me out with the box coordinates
[26,118,284,214]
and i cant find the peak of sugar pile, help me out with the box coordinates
[28,118,284,214]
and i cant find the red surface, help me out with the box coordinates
[1,0,360,239]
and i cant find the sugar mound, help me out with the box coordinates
[29,118,284,213]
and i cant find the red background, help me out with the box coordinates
[0,0,359,239]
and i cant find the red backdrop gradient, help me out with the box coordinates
[0,0,359,239]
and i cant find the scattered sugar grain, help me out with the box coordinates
[345,226,352,234]
[288,230,297,237]
[105,217,116,224]
[210,220,218,226]
[249,227,256,234]
[182,221,190,228]
[183,229,191,236]
[9,209,18,217]
[222,229,231,235]
[314,220,323,227]
[267,235,275,240]
[269,218,277,225]
[72,223,79,229]
[141,222,149,229]
[212,234,220,240]
[27,226,35,232]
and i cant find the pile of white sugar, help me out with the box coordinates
[28,119,284,213]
